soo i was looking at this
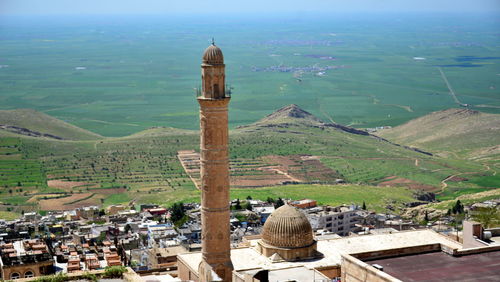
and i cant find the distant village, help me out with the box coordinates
[1,196,498,281]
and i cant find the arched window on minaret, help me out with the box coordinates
[214,83,219,98]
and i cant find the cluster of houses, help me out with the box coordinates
[0,198,497,280]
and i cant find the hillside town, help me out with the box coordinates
[1,197,498,281]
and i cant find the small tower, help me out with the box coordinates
[197,42,233,281]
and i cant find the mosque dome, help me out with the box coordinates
[261,204,314,249]
[202,44,224,65]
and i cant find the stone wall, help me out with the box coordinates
[352,244,441,261]
[316,266,340,279]
[341,254,401,282]
[2,260,53,280]
[463,221,486,248]
[177,256,199,282]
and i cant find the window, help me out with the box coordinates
[24,271,34,278]
[10,273,20,280]
[213,83,219,98]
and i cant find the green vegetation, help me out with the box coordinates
[0,103,495,213]
[0,109,102,141]
[80,272,98,282]
[103,193,131,205]
[169,202,186,223]
[1,13,499,214]
[431,189,500,211]
[472,207,500,228]
[33,273,69,282]
[0,210,21,220]
[469,175,500,188]
[437,187,491,201]
[1,15,499,137]
[378,109,500,161]
[103,266,127,279]
[231,184,414,212]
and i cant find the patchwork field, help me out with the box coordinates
[0,14,499,136]
[0,12,498,215]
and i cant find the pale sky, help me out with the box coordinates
[1,0,500,15]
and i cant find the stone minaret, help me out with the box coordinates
[197,42,233,281]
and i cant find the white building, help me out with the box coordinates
[306,205,360,236]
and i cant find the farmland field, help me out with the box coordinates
[0,12,498,215]
[1,13,499,136]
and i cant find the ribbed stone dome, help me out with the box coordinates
[202,44,224,65]
[261,204,314,249]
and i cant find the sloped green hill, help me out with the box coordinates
[0,109,103,141]
[0,105,493,214]
[377,108,500,159]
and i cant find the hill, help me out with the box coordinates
[0,106,495,214]
[0,109,102,141]
[238,104,325,128]
[238,104,381,136]
[377,108,500,160]
[125,127,196,138]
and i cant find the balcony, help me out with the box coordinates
[195,84,233,99]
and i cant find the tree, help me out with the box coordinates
[235,199,242,210]
[452,200,464,214]
[362,201,366,210]
[98,209,106,217]
[170,202,185,223]
[472,207,500,228]
[266,197,275,204]
[424,210,429,222]
[124,224,132,234]
[275,198,285,209]
[245,202,253,211]
[246,195,252,200]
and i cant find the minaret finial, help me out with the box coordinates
[211,37,215,45]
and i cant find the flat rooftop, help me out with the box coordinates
[178,229,463,274]
[366,251,500,281]
[237,266,328,282]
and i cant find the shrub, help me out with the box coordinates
[81,272,97,282]
[33,273,68,282]
[103,266,127,278]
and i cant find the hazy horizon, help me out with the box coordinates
[1,0,500,16]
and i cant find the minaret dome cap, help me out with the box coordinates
[202,43,224,65]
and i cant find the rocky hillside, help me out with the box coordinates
[238,104,326,127]
[238,104,374,136]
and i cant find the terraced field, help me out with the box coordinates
[0,105,496,214]
[178,151,342,188]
